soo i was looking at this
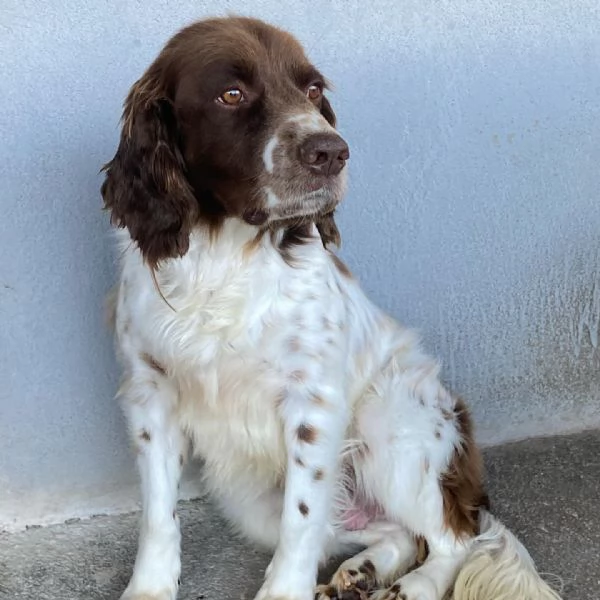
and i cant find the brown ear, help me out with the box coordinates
[101,74,198,267]
[315,211,341,248]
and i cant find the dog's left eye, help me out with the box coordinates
[306,84,322,100]
[218,88,245,106]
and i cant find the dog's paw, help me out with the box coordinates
[370,571,438,600]
[315,558,376,599]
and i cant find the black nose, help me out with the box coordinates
[298,134,349,177]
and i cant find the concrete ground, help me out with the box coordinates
[1,430,598,600]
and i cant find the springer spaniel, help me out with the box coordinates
[102,16,561,600]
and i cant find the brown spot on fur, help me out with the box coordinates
[329,252,352,278]
[140,430,151,441]
[140,352,166,376]
[442,408,453,420]
[288,337,302,352]
[275,390,286,409]
[313,468,324,481]
[298,501,309,517]
[310,393,326,406]
[297,423,317,444]
[359,559,376,577]
[290,369,307,382]
[294,455,305,467]
[440,397,489,538]
[415,536,429,565]
[435,429,441,439]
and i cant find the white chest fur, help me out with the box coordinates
[114,222,375,496]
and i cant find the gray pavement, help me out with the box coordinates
[1,430,598,600]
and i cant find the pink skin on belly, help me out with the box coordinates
[341,503,382,530]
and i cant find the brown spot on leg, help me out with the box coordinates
[313,468,324,481]
[440,397,488,537]
[297,423,318,444]
[298,501,309,517]
[139,429,151,442]
[140,351,166,376]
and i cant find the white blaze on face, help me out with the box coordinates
[262,135,280,174]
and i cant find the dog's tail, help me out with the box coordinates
[453,510,563,600]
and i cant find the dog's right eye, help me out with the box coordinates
[218,88,244,106]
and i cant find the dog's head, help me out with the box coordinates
[101,16,349,266]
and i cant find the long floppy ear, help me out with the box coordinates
[101,73,198,268]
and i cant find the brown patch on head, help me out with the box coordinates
[329,251,352,278]
[297,423,317,444]
[140,430,151,442]
[298,501,309,517]
[441,397,489,538]
[313,468,324,481]
[140,352,167,376]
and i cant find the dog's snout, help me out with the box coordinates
[298,134,349,177]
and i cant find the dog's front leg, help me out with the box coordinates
[255,356,348,600]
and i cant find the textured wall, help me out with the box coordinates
[1,0,599,530]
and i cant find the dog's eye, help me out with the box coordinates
[218,88,244,106]
[307,84,322,101]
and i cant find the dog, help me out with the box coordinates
[101,15,562,600]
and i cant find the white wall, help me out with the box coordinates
[1,0,599,530]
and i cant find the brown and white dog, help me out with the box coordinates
[102,16,562,600]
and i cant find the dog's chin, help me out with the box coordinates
[268,195,340,224]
